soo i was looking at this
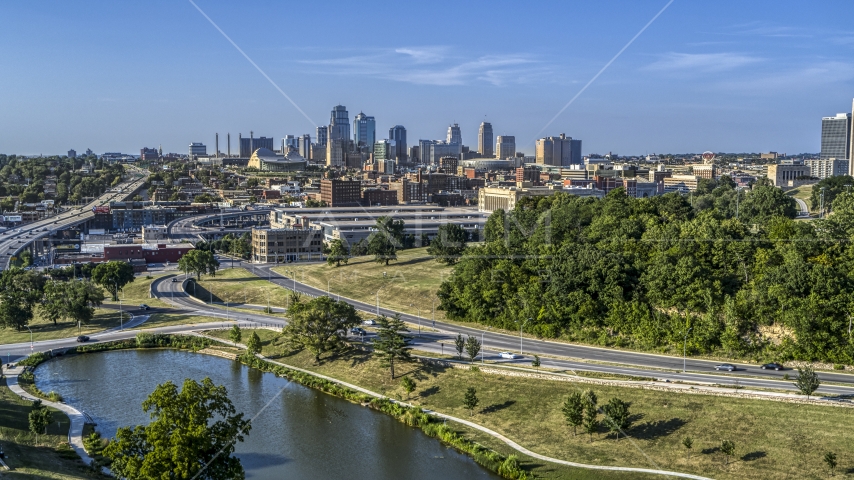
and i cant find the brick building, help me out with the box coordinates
[320,179,361,206]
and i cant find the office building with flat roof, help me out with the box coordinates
[478,122,494,157]
[389,125,407,162]
[353,112,376,151]
[320,178,361,206]
[496,135,515,159]
[536,134,582,166]
[821,112,851,160]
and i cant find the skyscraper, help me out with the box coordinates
[240,135,274,157]
[298,134,311,158]
[496,135,516,159]
[316,126,328,147]
[850,99,854,177]
[535,134,582,167]
[821,112,851,160]
[389,125,407,162]
[329,105,350,142]
[447,123,462,145]
[478,122,494,157]
[353,112,376,151]
[419,139,434,165]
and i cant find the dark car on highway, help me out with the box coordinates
[715,363,736,372]
[139,304,150,310]
[350,327,367,336]
[76,335,90,342]
[760,362,784,371]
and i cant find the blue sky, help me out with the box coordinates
[2,0,854,156]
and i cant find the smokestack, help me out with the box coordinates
[215,133,219,159]
[250,130,254,155]
[227,133,231,157]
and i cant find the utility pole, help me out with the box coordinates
[683,327,693,373]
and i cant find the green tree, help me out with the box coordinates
[809,175,854,212]
[720,439,735,465]
[400,376,416,400]
[103,378,250,480]
[229,324,242,344]
[66,281,105,327]
[245,331,261,355]
[325,239,350,267]
[18,250,33,268]
[368,232,397,265]
[561,392,584,436]
[824,451,837,476]
[0,268,44,330]
[682,436,693,458]
[28,399,51,438]
[581,389,598,442]
[601,397,631,441]
[532,354,541,371]
[283,296,360,363]
[427,224,468,264]
[454,333,465,360]
[794,365,821,399]
[465,335,481,363]
[350,239,369,257]
[92,260,135,301]
[463,386,479,416]
[372,314,412,379]
[178,249,220,279]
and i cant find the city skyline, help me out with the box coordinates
[3,1,854,155]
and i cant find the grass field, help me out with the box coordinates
[205,328,854,480]
[272,247,453,320]
[102,272,173,309]
[0,380,102,478]
[0,309,131,346]
[786,184,814,212]
[189,267,295,309]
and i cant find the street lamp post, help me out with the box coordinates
[25,325,33,353]
[481,326,492,365]
[516,318,531,355]
[432,298,435,328]
[683,327,693,373]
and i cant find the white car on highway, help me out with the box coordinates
[498,352,523,359]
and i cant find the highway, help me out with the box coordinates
[793,197,810,218]
[166,208,272,243]
[3,270,854,397]
[148,266,854,396]
[0,166,148,269]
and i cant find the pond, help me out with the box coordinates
[35,349,497,479]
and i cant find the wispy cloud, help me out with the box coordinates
[299,47,545,86]
[644,52,762,72]
[724,21,811,38]
[717,61,854,93]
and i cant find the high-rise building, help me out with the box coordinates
[316,126,328,147]
[389,125,407,162]
[821,112,851,160]
[447,123,462,144]
[329,105,350,142]
[67,149,77,158]
[496,135,516,159]
[850,99,854,176]
[408,145,420,163]
[284,135,298,152]
[353,112,376,151]
[805,158,849,179]
[189,143,206,157]
[326,138,349,168]
[298,134,311,158]
[373,140,393,161]
[140,147,158,161]
[478,122,494,157]
[240,135,274,157]
[419,140,434,164]
[535,134,582,166]
[320,178,361,206]
[430,142,463,165]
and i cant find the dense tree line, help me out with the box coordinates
[0,267,105,330]
[0,154,124,206]
[438,177,854,364]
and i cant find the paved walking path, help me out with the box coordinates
[4,365,94,467]
[196,332,713,480]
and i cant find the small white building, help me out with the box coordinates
[142,225,169,242]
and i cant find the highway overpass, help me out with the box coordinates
[167,208,272,243]
[0,166,148,269]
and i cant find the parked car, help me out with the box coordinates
[498,352,522,359]
[362,319,377,326]
[350,327,367,336]
[760,362,784,371]
[715,363,736,372]
[139,304,150,310]
[76,335,90,342]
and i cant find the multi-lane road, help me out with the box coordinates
[0,166,147,269]
[5,257,854,397]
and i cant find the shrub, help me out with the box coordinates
[48,391,63,403]
[17,352,51,367]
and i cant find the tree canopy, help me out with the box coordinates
[92,261,135,301]
[438,184,854,365]
[104,378,250,480]
[282,296,360,363]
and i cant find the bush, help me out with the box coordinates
[17,352,51,367]
[834,364,845,370]
[48,391,63,403]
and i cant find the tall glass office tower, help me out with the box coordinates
[353,112,376,151]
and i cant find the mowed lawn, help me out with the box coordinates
[190,267,295,308]
[206,328,854,480]
[0,380,101,478]
[273,247,453,320]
